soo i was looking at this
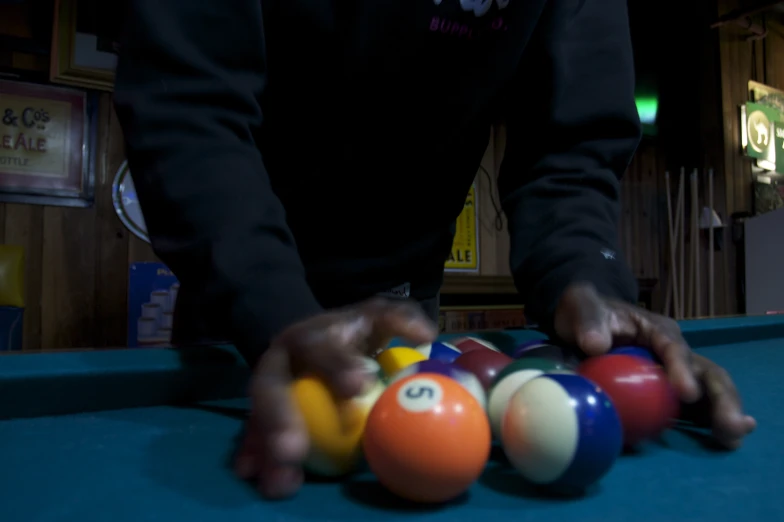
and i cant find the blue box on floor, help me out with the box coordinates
[0,307,24,351]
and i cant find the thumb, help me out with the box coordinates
[554,284,613,356]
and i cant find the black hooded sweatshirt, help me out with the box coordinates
[113,0,641,364]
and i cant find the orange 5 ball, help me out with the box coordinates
[363,373,491,503]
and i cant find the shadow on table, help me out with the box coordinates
[656,425,732,454]
[340,478,469,512]
[656,396,737,454]
[479,465,601,502]
[480,443,604,502]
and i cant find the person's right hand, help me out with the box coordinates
[233,298,438,498]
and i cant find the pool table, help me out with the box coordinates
[1,315,781,522]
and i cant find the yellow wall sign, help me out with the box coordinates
[445,184,479,272]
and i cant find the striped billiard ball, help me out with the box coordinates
[452,337,501,354]
[487,357,575,439]
[502,373,623,490]
[415,341,462,363]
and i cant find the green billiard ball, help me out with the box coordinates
[518,344,582,368]
[486,358,576,439]
[503,356,572,374]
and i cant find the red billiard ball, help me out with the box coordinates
[578,354,679,447]
[454,349,514,390]
[452,337,500,354]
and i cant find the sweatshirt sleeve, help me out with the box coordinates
[498,0,642,329]
[113,0,322,365]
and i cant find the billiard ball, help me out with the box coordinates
[363,373,491,503]
[291,364,386,476]
[360,358,386,384]
[517,343,581,368]
[487,357,574,439]
[502,373,623,490]
[505,356,573,374]
[415,341,462,363]
[389,359,486,408]
[376,347,427,378]
[359,356,383,378]
[454,349,513,390]
[512,339,550,358]
[578,354,679,446]
[610,345,658,362]
[451,337,501,354]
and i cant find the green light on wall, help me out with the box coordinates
[636,96,658,125]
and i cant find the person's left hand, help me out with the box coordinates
[553,283,757,449]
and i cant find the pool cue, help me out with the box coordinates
[693,169,701,318]
[686,169,697,318]
[664,172,680,318]
[708,168,714,317]
[664,172,675,318]
[686,171,695,318]
[677,168,686,319]
[674,178,684,317]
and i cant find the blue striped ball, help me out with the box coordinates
[415,341,462,363]
[501,373,622,490]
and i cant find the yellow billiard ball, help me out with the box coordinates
[291,364,386,477]
[376,347,427,378]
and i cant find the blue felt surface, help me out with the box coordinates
[1,336,781,522]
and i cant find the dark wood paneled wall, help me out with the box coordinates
[717,1,784,313]
[0,95,158,350]
[620,0,726,317]
[621,0,784,319]
[619,140,666,310]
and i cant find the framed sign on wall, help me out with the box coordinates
[0,79,96,207]
[50,0,119,91]
[742,81,784,174]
